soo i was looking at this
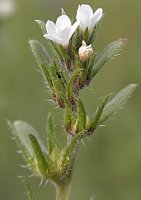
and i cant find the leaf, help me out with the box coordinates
[29,40,51,67]
[35,19,46,34]
[92,38,127,78]
[29,134,48,177]
[77,99,86,131]
[46,113,58,155]
[11,120,46,158]
[20,176,35,200]
[61,134,80,172]
[41,63,53,89]
[64,102,73,132]
[100,84,138,123]
[49,61,66,106]
[91,95,110,131]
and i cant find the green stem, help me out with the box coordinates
[55,182,71,200]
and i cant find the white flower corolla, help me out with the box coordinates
[79,40,93,62]
[44,14,78,47]
[76,4,103,31]
[0,0,16,18]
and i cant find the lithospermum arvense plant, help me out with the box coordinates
[9,3,137,200]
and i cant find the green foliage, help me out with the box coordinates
[100,84,138,123]
[20,176,35,200]
[92,95,110,131]
[46,113,58,155]
[61,134,80,172]
[9,4,138,200]
[10,120,46,158]
[29,40,51,66]
[35,19,46,34]
[91,38,127,78]
[77,99,86,132]
[29,134,48,177]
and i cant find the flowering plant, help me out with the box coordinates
[9,4,137,200]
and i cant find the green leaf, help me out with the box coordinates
[49,62,66,107]
[29,134,48,177]
[61,134,80,172]
[11,120,46,158]
[77,99,86,131]
[64,102,73,133]
[41,63,53,89]
[100,84,138,123]
[20,176,35,200]
[35,19,46,34]
[92,38,127,78]
[46,113,58,155]
[92,95,110,131]
[29,40,51,67]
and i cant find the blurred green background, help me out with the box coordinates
[0,0,140,199]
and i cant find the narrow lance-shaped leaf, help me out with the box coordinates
[20,176,35,200]
[29,40,53,89]
[10,120,46,158]
[9,121,47,174]
[64,102,73,133]
[46,113,58,155]
[92,38,127,78]
[91,95,110,131]
[29,134,48,178]
[77,99,86,132]
[8,121,33,169]
[61,134,80,172]
[41,63,53,89]
[29,40,51,67]
[100,84,138,124]
[35,19,46,34]
[49,61,66,106]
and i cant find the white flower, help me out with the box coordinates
[76,4,103,31]
[44,14,78,47]
[79,40,93,62]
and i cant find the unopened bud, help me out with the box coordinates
[79,41,93,62]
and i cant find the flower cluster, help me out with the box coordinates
[44,4,103,46]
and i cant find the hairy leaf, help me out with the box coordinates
[29,40,51,67]
[100,84,138,123]
[92,38,127,77]
[92,95,110,131]
[77,99,86,131]
[29,134,48,177]
[20,176,35,200]
[11,120,46,157]
[35,19,46,34]
[46,113,58,155]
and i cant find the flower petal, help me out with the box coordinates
[76,4,93,22]
[58,27,72,45]
[90,8,103,29]
[46,20,57,35]
[70,21,79,37]
[56,15,71,30]
[43,34,62,44]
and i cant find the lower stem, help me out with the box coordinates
[55,181,71,200]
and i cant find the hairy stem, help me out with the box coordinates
[55,182,71,200]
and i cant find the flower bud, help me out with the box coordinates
[79,41,93,62]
